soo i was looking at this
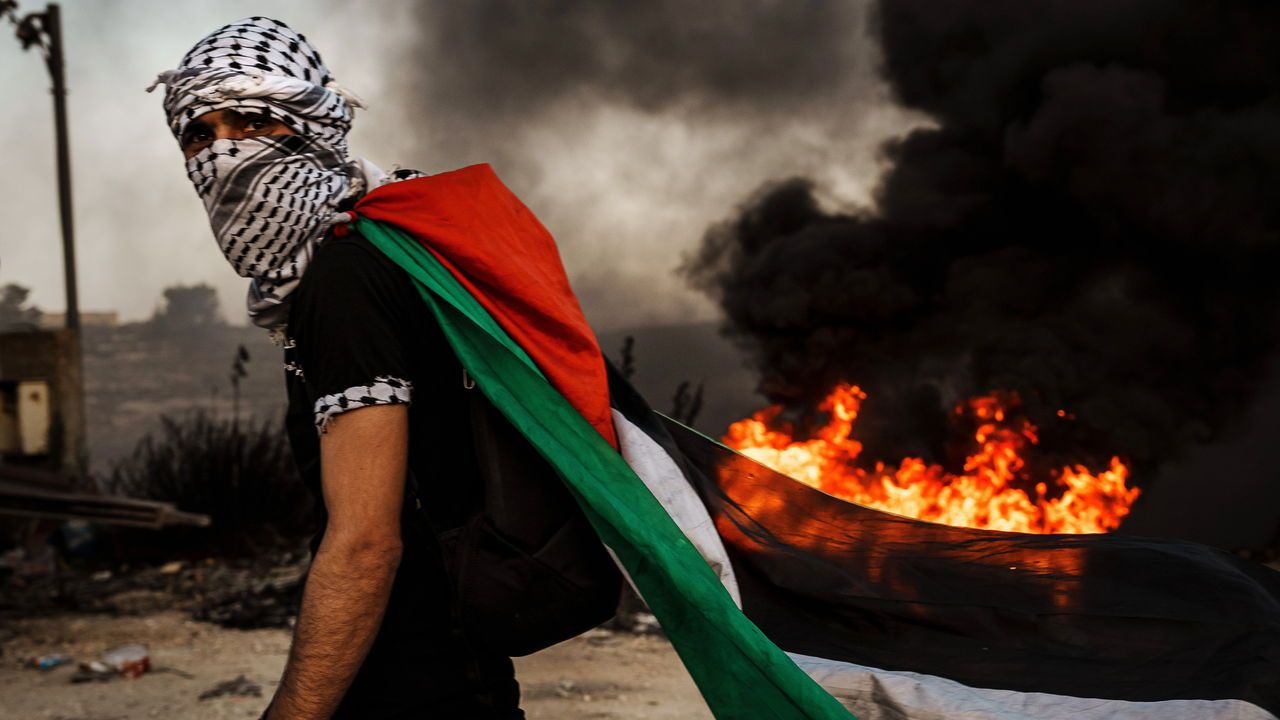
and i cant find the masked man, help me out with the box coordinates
[150,18,527,719]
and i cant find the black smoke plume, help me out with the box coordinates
[684,0,1280,474]
[397,1,873,181]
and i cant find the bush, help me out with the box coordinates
[99,410,316,557]
[148,283,225,330]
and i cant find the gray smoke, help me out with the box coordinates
[683,0,1280,473]
[377,1,906,331]
[415,1,862,115]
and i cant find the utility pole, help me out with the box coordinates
[4,1,86,477]
[4,1,79,331]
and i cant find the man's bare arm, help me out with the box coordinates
[266,404,409,720]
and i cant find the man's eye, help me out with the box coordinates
[247,116,273,131]
[182,129,212,146]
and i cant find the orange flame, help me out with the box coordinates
[723,384,1140,534]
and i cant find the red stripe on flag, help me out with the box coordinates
[355,164,619,449]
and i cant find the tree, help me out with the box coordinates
[0,283,42,329]
[151,283,225,329]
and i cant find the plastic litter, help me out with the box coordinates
[60,520,97,556]
[24,654,72,671]
[102,644,150,679]
[70,660,114,683]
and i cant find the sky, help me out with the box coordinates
[0,0,915,330]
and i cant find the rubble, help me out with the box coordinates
[198,674,263,700]
[0,549,309,630]
[0,540,682,639]
[190,560,306,629]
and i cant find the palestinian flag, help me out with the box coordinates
[351,165,1280,720]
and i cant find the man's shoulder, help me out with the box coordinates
[298,232,411,299]
[288,231,420,340]
[308,232,399,277]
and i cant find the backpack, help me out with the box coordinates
[407,375,623,657]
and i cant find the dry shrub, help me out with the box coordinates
[100,410,316,557]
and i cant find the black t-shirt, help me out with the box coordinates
[283,231,482,529]
[281,230,521,718]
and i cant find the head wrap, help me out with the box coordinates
[148,17,372,329]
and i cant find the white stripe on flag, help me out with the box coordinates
[612,409,742,607]
[789,653,1277,720]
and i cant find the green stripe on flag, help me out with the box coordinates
[357,218,854,720]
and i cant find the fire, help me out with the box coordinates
[723,384,1140,534]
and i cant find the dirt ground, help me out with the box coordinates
[0,611,712,720]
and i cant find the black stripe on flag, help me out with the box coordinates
[656,412,1280,713]
[605,360,1280,717]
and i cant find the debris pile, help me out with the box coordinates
[191,561,305,629]
[1,549,309,629]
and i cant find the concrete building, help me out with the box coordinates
[0,328,86,478]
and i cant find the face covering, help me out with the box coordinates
[185,133,352,327]
[148,17,363,329]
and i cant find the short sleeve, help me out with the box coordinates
[288,239,415,432]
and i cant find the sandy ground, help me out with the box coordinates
[0,611,712,719]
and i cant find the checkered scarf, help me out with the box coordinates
[149,17,372,329]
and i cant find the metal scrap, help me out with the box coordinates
[0,464,210,528]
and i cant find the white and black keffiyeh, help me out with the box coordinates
[313,376,413,432]
[147,17,398,329]
[153,17,427,425]
[152,15,355,152]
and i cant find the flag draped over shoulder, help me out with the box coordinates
[353,165,617,449]
[351,165,1280,720]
